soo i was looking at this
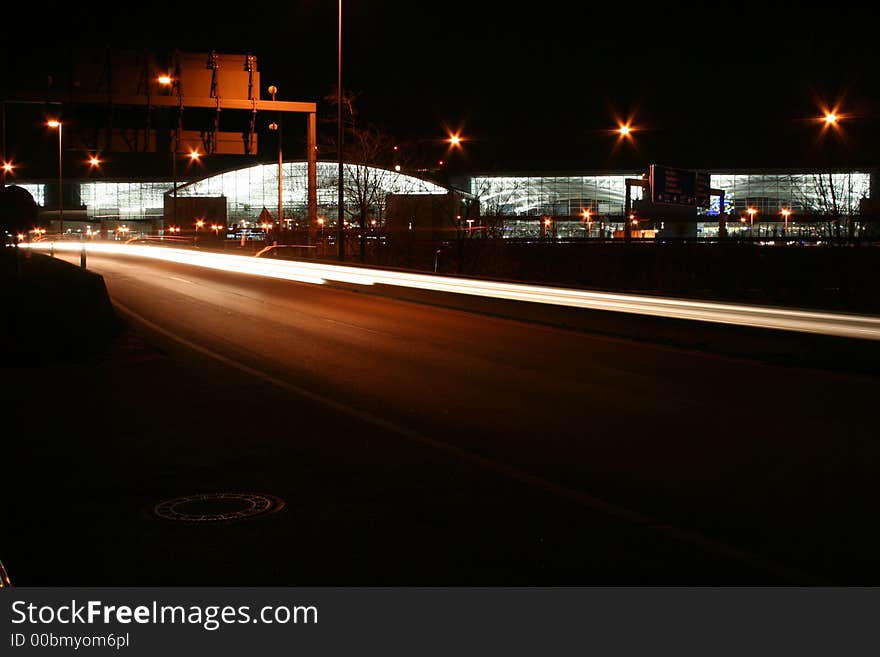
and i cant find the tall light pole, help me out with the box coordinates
[158,75,179,231]
[268,85,283,244]
[47,120,63,234]
[747,207,757,238]
[822,109,842,241]
[337,0,345,260]
[781,208,791,236]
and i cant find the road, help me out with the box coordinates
[5,249,880,585]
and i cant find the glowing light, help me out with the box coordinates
[618,123,632,137]
[88,155,101,167]
[47,120,61,128]
[158,75,173,86]
[17,242,880,341]
[2,162,13,173]
[448,133,461,147]
[824,112,838,126]
[189,150,201,161]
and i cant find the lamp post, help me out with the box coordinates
[268,85,284,244]
[582,209,592,239]
[747,207,757,238]
[781,208,791,237]
[337,0,345,260]
[821,109,842,241]
[47,120,63,235]
[317,217,325,255]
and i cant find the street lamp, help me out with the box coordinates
[268,85,284,243]
[337,0,345,260]
[47,119,63,234]
[1,161,13,187]
[819,106,844,241]
[747,207,757,237]
[582,209,592,239]
[159,74,204,232]
[781,208,791,236]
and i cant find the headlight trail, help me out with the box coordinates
[19,241,880,340]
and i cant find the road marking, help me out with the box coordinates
[114,300,829,584]
[168,276,196,285]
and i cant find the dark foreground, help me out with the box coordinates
[3,248,880,586]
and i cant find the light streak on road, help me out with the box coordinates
[19,241,880,340]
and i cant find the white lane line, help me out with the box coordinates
[114,299,828,584]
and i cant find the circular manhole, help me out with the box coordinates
[153,492,285,522]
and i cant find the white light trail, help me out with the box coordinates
[19,241,880,340]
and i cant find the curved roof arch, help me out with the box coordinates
[173,160,450,223]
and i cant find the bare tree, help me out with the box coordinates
[322,89,409,262]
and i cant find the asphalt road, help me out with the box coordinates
[5,251,880,585]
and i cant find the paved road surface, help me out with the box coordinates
[4,251,879,585]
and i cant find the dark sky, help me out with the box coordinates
[4,2,878,173]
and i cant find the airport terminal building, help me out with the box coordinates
[7,163,875,241]
[2,49,876,243]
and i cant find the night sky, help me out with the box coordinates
[3,2,878,174]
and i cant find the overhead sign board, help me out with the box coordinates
[650,165,711,208]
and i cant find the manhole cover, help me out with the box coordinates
[153,493,285,522]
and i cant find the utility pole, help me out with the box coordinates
[337,0,345,260]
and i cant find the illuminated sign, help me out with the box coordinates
[650,165,711,207]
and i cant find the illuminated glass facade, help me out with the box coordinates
[470,170,872,237]
[469,173,643,237]
[175,161,449,225]
[79,181,173,220]
[708,172,870,216]
[16,166,872,238]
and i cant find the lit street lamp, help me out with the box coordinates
[47,119,63,234]
[781,208,791,236]
[338,0,345,260]
[819,106,844,241]
[1,161,14,187]
[268,85,284,243]
[159,74,204,232]
[582,209,592,239]
[747,207,757,238]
